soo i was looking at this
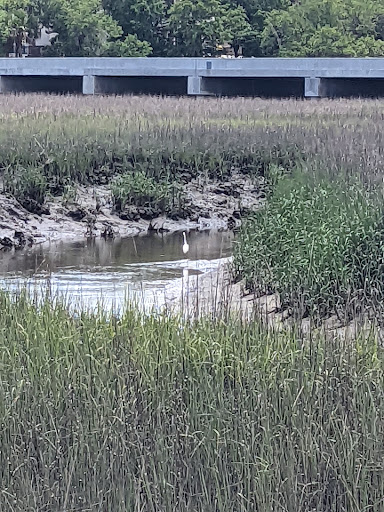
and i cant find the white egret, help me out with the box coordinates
[182,231,189,254]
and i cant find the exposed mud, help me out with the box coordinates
[0,172,264,250]
[181,264,384,341]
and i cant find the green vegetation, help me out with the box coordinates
[261,0,384,57]
[1,94,383,217]
[1,0,383,57]
[111,171,183,215]
[4,164,47,208]
[2,291,384,511]
[235,172,384,320]
[2,95,384,510]
[0,95,306,214]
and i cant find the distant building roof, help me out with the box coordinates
[34,26,58,47]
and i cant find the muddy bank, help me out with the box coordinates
[0,172,264,249]
[178,263,384,342]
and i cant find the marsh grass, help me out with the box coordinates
[2,94,383,213]
[111,171,184,214]
[235,170,384,321]
[4,165,47,208]
[1,290,384,511]
[0,97,301,212]
[3,95,384,510]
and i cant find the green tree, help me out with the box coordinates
[40,0,121,56]
[167,0,253,57]
[261,0,384,57]
[228,3,256,56]
[229,0,288,55]
[41,0,151,57]
[0,0,40,55]
[102,33,152,56]
[103,0,165,55]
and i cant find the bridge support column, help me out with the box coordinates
[187,76,212,96]
[0,76,14,94]
[305,77,323,98]
[0,76,9,93]
[83,75,96,95]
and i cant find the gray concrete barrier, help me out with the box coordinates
[0,57,384,97]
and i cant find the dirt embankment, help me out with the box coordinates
[0,172,264,250]
[182,265,384,341]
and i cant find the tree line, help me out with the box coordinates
[1,0,384,58]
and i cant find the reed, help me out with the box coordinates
[2,94,384,510]
[1,94,383,213]
[235,170,384,321]
[1,290,384,511]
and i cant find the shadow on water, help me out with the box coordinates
[0,230,234,312]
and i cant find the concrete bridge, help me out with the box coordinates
[0,57,384,97]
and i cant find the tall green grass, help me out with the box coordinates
[1,291,384,511]
[111,171,184,215]
[235,171,384,320]
[3,95,384,510]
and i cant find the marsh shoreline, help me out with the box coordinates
[0,171,264,250]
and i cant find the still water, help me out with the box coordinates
[0,231,233,312]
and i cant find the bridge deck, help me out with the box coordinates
[0,57,383,97]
